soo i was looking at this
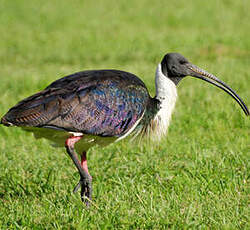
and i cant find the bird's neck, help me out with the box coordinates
[129,64,177,142]
[153,64,178,140]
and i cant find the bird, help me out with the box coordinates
[1,53,249,206]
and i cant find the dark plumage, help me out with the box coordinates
[2,70,153,137]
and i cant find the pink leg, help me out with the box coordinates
[81,151,92,181]
[65,136,82,148]
[65,135,92,206]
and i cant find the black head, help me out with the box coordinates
[161,52,249,116]
[161,53,190,85]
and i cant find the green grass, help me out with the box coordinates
[0,0,249,229]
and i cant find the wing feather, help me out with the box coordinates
[1,70,150,137]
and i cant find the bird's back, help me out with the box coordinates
[1,70,152,138]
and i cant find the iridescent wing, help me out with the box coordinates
[2,70,150,137]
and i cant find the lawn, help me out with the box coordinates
[0,0,249,229]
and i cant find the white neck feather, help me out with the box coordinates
[153,64,177,141]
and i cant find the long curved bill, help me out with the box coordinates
[186,64,249,116]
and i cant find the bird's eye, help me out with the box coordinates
[179,60,186,65]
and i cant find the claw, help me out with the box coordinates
[73,176,92,206]
[73,181,81,193]
[81,180,92,206]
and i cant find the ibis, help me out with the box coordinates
[1,53,249,206]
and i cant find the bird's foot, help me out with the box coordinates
[73,176,92,207]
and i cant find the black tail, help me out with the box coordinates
[0,115,13,127]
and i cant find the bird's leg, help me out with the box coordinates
[65,136,92,206]
[80,152,92,203]
[73,151,92,201]
[80,151,91,178]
